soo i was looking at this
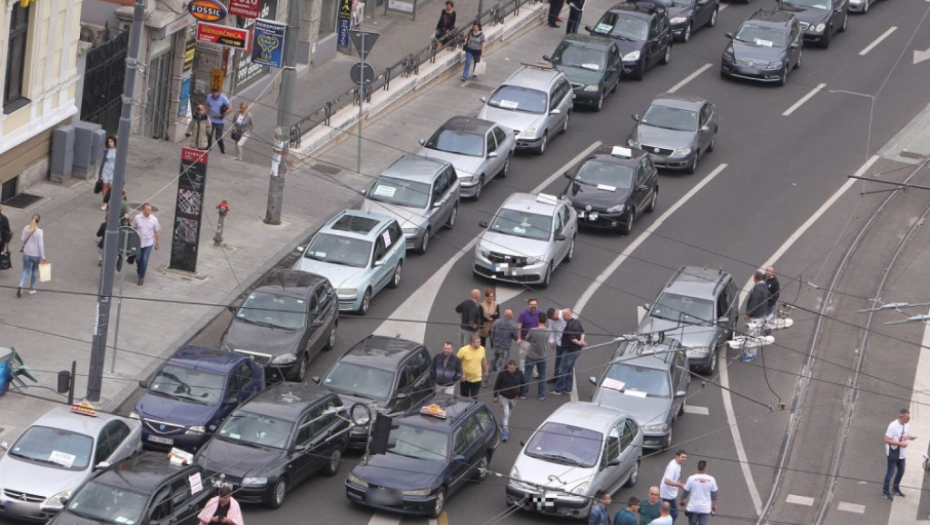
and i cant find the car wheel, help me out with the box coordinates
[268,478,287,509]
[632,61,646,81]
[686,153,699,174]
[445,204,458,229]
[839,11,848,31]
[388,261,403,289]
[646,188,658,213]
[417,229,430,254]
[682,23,692,43]
[561,111,570,134]
[709,7,718,27]
[536,132,548,155]
[625,460,640,488]
[295,353,309,382]
[821,27,832,48]
[474,175,485,200]
[430,488,446,519]
[541,264,552,289]
[662,44,671,65]
[500,152,512,178]
[679,394,687,416]
[473,452,491,481]
[565,237,575,262]
[708,132,717,152]
[324,323,337,350]
[595,93,604,112]
[862,0,869,13]
[322,447,343,477]
[619,209,633,235]
[358,288,372,315]
[665,428,674,449]
[611,78,618,93]
[795,49,802,69]
[778,64,788,86]
[704,348,718,375]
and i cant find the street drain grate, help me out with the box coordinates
[312,163,342,175]
[900,150,925,160]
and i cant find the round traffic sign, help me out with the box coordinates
[118,226,141,257]
[350,63,376,85]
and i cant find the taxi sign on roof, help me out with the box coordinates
[71,401,98,417]
[536,193,559,205]
[420,404,448,419]
[611,146,633,158]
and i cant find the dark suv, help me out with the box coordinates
[587,1,673,80]
[637,266,738,374]
[316,336,436,448]
[222,270,338,383]
[196,382,349,509]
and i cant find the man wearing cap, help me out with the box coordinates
[205,86,231,154]
[614,497,641,525]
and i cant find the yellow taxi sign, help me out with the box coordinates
[71,401,99,417]
[420,404,448,419]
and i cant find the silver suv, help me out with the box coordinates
[474,192,577,288]
[477,64,574,155]
[637,266,738,374]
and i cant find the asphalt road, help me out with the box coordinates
[112,1,930,525]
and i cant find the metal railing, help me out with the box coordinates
[290,0,543,148]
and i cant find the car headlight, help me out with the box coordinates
[402,226,419,235]
[765,61,783,69]
[403,488,433,496]
[643,422,669,433]
[271,352,298,365]
[510,466,520,480]
[458,171,479,183]
[583,85,599,92]
[571,481,589,495]
[670,16,687,24]
[628,138,641,148]
[689,346,711,355]
[347,473,369,487]
[624,51,640,62]
[814,23,825,33]
[128,411,140,420]
[525,256,544,265]
[337,288,358,296]
[523,126,538,137]
[722,48,734,61]
[185,425,206,435]
[242,476,268,487]
[671,147,692,158]
[606,204,624,214]
[478,247,491,258]
[44,490,71,510]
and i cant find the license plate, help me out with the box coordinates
[4,500,39,517]
[493,263,510,271]
[147,435,174,445]
[367,489,402,506]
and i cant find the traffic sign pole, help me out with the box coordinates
[348,30,380,173]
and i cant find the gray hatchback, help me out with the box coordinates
[628,93,718,173]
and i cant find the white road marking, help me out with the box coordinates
[838,502,865,514]
[786,494,815,506]
[668,64,712,94]
[728,154,880,516]
[494,283,524,305]
[859,26,897,56]
[782,83,826,117]
[368,513,401,525]
[718,3,728,11]
[683,405,709,415]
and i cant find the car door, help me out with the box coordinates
[557,78,572,119]
[830,0,844,32]
[789,21,802,66]
[646,16,661,66]
[483,130,499,182]
[697,104,713,152]
[93,425,116,468]
[550,205,567,264]
[236,360,261,400]
[669,356,686,418]
[167,474,200,525]
[411,348,435,403]
[618,418,639,479]
[371,232,391,292]
[293,405,325,481]
[303,286,327,357]
[441,167,459,221]
[103,420,134,462]
[386,220,404,266]
[633,160,651,213]
[608,44,622,88]
[427,172,445,231]
[449,415,483,493]
[493,126,511,160]
[393,357,418,412]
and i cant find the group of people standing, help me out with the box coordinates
[742,265,781,362]
[186,87,254,161]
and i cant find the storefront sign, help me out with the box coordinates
[188,0,228,22]
[183,37,196,73]
[233,0,277,91]
[210,68,225,90]
[251,19,285,68]
[196,22,248,49]
[169,148,209,273]
[337,0,353,49]
[388,0,414,12]
[178,75,192,117]
[229,0,261,18]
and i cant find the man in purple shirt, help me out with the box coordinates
[516,298,539,370]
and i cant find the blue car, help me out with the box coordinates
[131,346,264,452]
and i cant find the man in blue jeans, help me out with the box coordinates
[205,86,231,153]
[522,311,548,399]
[882,408,916,500]
[131,204,161,286]
[550,309,585,395]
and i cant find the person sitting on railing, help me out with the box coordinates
[434,1,457,50]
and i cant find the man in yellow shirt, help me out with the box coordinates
[457,334,488,399]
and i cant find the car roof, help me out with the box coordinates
[238,382,337,421]
[613,338,683,370]
[253,270,327,298]
[650,93,707,111]
[662,266,732,299]
[746,8,796,26]
[545,402,627,432]
[395,394,482,431]
[93,452,197,494]
[167,346,243,374]
[322,209,394,240]
[504,65,563,89]
[382,154,449,185]
[500,192,564,215]
[588,144,648,166]
[559,34,615,50]
[606,1,663,20]
[30,405,134,436]
[338,335,424,371]
[438,116,497,135]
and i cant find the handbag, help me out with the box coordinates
[0,250,11,271]
[20,230,34,253]
[94,178,104,194]
[38,262,51,282]
[889,446,900,461]
[230,128,242,141]
[474,61,487,76]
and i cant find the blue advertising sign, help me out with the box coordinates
[337,18,351,49]
[178,76,192,117]
[251,19,286,68]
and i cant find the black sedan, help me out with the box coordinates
[345,395,499,518]
[628,93,718,173]
[563,145,658,235]
[543,35,623,111]
[195,382,348,509]
[778,0,848,48]
[721,9,803,86]
[586,1,673,81]
[668,0,719,42]
[222,270,338,383]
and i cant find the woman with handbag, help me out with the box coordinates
[17,214,47,297]
[185,105,212,150]
[462,22,486,81]
[231,102,254,161]
[98,136,117,209]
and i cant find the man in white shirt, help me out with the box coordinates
[650,502,673,525]
[131,203,161,286]
[680,460,718,525]
[660,450,688,522]
[882,408,917,500]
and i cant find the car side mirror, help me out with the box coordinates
[790,41,800,48]
[632,114,640,121]
[294,443,308,452]
[554,234,566,242]
[312,376,321,384]
[519,440,526,447]
[296,246,305,253]
[488,151,498,158]
[608,458,622,467]
[564,171,572,179]
[589,376,597,385]
[139,380,149,389]
[676,390,687,398]
[550,109,561,115]
[480,96,488,103]
[479,220,489,228]
[725,32,734,39]
[637,185,649,191]
[59,496,69,506]
[0,442,9,451]
[373,259,384,267]
[396,392,409,400]
[453,455,467,463]
[227,305,237,314]
[542,54,552,62]
[644,303,652,310]
[94,461,110,471]
[360,188,368,195]
[418,138,426,145]
[718,316,729,324]
[584,25,593,33]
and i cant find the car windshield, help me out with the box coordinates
[389,424,448,460]
[591,13,649,41]
[734,24,788,47]
[9,426,92,470]
[218,411,294,449]
[524,422,601,468]
[323,361,394,400]
[650,292,715,324]
[670,0,694,6]
[601,363,671,397]
[784,0,829,9]
[150,364,225,405]
[304,233,372,268]
[487,85,548,114]
[642,104,698,132]
[368,176,432,209]
[488,208,552,240]
[237,292,306,330]
[574,160,634,189]
[66,481,147,525]
[425,128,485,157]
[552,43,607,71]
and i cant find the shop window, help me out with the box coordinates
[4,3,31,114]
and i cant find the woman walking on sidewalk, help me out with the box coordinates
[99,136,117,209]
[17,214,46,297]
[231,102,254,161]
[462,22,486,81]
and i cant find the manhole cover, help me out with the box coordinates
[1,192,42,209]
[312,163,342,176]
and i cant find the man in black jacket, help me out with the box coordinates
[493,360,525,442]
[0,203,11,255]
[430,342,463,395]
[566,0,585,34]
[743,270,768,362]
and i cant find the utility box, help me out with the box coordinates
[50,125,76,183]
[72,121,103,179]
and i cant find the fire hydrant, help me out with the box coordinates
[214,200,230,245]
